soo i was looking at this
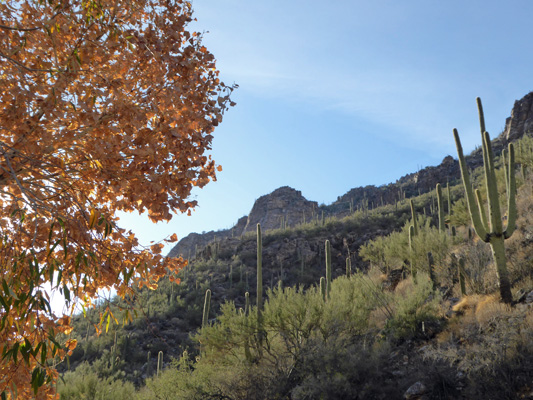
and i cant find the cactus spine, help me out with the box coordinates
[202,289,211,329]
[325,240,332,299]
[453,97,516,304]
[436,183,445,232]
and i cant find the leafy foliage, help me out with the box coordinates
[137,272,443,399]
[0,0,234,396]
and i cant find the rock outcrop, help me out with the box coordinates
[241,186,318,233]
[167,187,318,258]
[166,216,248,259]
[335,155,461,213]
[503,91,533,143]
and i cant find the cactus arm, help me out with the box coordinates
[504,143,517,238]
[476,97,486,134]
[453,129,489,241]
[475,189,489,232]
[482,131,503,234]
[319,277,326,302]
[503,155,510,198]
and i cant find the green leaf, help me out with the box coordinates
[41,342,47,365]
[12,342,19,363]
[63,285,70,303]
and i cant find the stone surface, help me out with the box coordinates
[167,187,318,258]
[242,186,318,234]
[504,92,533,143]
[404,381,428,399]
[526,290,533,304]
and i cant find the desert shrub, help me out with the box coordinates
[427,302,533,399]
[139,273,394,399]
[456,240,497,295]
[58,362,135,400]
[289,337,395,400]
[360,218,455,277]
[386,274,443,341]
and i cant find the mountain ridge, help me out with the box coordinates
[168,92,533,259]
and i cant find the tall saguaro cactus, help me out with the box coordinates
[325,240,332,299]
[410,199,418,235]
[436,183,445,232]
[202,289,211,329]
[256,224,264,355]
[453,97,516,304]
[157,351,163,377]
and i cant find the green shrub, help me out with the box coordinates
[58,362,135,400]
[385,274,443,340]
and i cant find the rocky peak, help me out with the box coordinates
[503,91,533,143]
[242,186,318,233]
[167,186,318,258]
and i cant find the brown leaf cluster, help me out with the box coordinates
[0,0,235,397]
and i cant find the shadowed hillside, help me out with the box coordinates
[59,93,533,400]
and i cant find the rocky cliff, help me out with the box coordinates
[168,91,533,259]
[503,91,533,143]
[241,186,318,233]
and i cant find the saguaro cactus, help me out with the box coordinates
[410,199,418,235]
[319,277,326,302]
[256,224,264,355]
[346,257,352,278]
[447,182,452,217]
[157,351,163,377]
[244,291,252,362]
[436,183,445,232]
[453,97,516,304]
[202,289,211,329]
[325,240,332,299]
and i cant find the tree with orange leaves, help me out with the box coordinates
[0,0,235,397]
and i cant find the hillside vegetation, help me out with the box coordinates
[57,134,533,400]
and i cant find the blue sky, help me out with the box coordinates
[118,0,533,253]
